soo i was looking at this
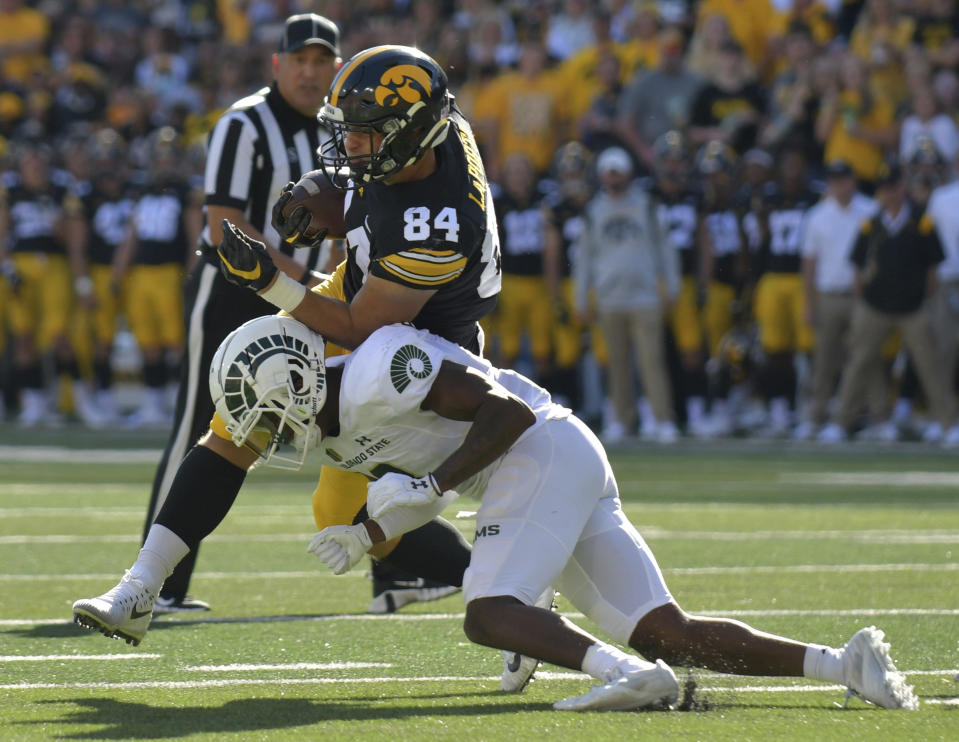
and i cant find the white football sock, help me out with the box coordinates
[128,524,190,594]
[582,642,646,683]
[803,644,844,684]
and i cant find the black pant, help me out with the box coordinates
[142,257,278,600]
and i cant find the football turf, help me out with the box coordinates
[1,428,958,741]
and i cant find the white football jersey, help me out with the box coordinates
[318,325,569,499]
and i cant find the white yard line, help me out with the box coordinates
[4,607,959,629]
[0,653,161,661]
[2,563,956,582]
[0,447,161,464]
[183,662,392,671]
[779,472,959,486]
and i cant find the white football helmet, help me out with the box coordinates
[210,315,327,470]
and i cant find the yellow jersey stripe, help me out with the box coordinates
[330,47,393,106]
[381,252,467,277]
[396,249,465,264]
[379,254,467,285]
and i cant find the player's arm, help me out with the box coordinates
[293,274,435,349]
[422,361,536,493]
[197,427,259,469]
[317,360,535,568]
[217,219,438,348]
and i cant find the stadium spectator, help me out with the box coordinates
[688,39,766,154]
[615,27,701,170]
[817,52,897,187]
[848,0,915,107]
[819,161,959,445]
[473,39,569,179]
[899,84,959,164]
[574,146,679,443]
[0,0,50,86]
[546,0,596,61]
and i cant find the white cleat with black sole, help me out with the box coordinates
[72,571,155,646]
[500,586,557,692]
[554,659,679,711]
[841,626,918,709]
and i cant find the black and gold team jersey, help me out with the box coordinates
[82,180,137,266]
[341,110,501,351]
[700,198,746,286]
[752,187,819,276]
[130,178,200,266]
[496,190,548,278]
[547,196,587,279]
[1,174,80,254]
[651,184,700,277]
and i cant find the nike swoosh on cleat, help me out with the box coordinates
[507,654,523,673]
[130,607,152,619]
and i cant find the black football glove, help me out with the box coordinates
[271,182,328,249]
[217,219,277,291]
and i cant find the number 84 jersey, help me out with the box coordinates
[340,111,501,351]
[319,325,567,499]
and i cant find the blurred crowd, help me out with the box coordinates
[1,0,958,445]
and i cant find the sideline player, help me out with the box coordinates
[74,315,918,712]
[219,45,503,613]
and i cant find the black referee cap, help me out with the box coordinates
[279,14,340,56]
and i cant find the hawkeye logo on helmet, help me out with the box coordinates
[375,65,432,108]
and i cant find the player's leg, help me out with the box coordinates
[461,416,679,710]
[143,265,267,612]
[552,462,917,708]
[75,436,249,643]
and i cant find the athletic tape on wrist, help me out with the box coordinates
[258,271,307,313]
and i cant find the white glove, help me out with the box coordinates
[307,524,373,575]
[367,472,443,519]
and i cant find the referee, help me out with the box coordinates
[142,14,342,613]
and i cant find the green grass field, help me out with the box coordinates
[1,428,958,741]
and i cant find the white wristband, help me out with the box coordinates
[374,490,458,541]
[258,271,307,313]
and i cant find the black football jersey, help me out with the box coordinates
[651,184,700,277]
[548,197,588,279]
[753,187,819,275]
[496,191,547,277]
[81,180,137,266]
[340,111,501,351]
[131,180,197,266]
[1,173,79,254]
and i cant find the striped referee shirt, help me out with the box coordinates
[202,82,331,272]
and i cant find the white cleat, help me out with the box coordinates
[500,587,556,692]
[554,659,679,711]
[72,571,156,646]
[842,626,918,709]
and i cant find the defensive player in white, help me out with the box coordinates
[74,316,918,711]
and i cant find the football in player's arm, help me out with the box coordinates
[74,317,917,712]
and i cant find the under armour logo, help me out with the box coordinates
[354,436,373,445]
[410,479,430,489]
